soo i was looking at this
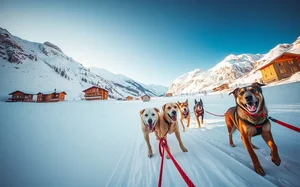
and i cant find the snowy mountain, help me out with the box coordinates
[89,67,168,97]
[168,54,264,94]
[168,36,300,95]
[0,27,167,100]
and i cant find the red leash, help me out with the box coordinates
[268,116,300,133]
[205,110,225,117]
[158,138,196,187]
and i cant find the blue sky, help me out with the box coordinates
[1,0,300,86]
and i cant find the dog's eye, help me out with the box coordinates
[174,106,177,108]
[167,106,171,110]
[239,91,245,96]
[151,113,155,116]
[145,114,148,117]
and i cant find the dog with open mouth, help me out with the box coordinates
[159,102,188,159]
[225,82,281,176]
[194,99,204,128]
[140,108,161,158]
[177,99,190,132]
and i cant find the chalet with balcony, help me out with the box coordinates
[82,86,108,100]
[257,52,300,83]
[7,90,35,102]
[165,93,173,97]
[36,89,67,102]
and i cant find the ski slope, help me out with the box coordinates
[1,83,300,187]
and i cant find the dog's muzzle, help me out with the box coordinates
[168,111,177,121]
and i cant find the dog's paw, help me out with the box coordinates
[182,128,185,132]
[254,163,265,176]
[166,154,170,159]
[271,153,281,166]
[148,152,153,158]
[181,147,188,152]
[230,143,235,147]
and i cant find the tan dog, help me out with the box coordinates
[177,99,190,132]
[140,108,161,158]
[159,102,188,158]
[225,82,281,175]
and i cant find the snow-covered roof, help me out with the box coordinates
[8,90,36,95]
[256,52,300,70]
[82,86,108,93]
[37,91,67,95]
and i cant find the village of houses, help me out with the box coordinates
[6,51,300,103]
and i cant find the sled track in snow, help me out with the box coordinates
[105,120,299,187]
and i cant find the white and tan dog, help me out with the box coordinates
[159,102,188,158]
[140,107,161,158]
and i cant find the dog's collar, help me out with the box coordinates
[163,114,172,126]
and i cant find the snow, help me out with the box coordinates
[1,83,300,187]
[0,28,168,101]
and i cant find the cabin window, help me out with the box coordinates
[292,66,298,72]
[288,60,294,65]
[279,69,286,74]
[277,63,281,66]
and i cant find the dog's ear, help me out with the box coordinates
[177,101,181,105]
[162,104,166,111]
[154,107,160,114]
[140,109,145,116]
[251,82,265,93]
[200,98,202,103]
[229,88,239,98]
[194,99,197,104]
[185,99,188,103]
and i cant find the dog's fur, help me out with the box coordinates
[177,99,190,132]
[194,99,204,127]
[140,108,161,158]
[159,102,188,158]
[225,82,281,175]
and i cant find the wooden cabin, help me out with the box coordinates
[7,90,35,102]
[126,96,133,101]
[257,52,300,83]
[36,90,67,102]
[166,93,173,97]
[141,95,151,102]
[213,83,229,92]
[82,86,108,100]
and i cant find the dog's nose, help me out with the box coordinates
[148,118,153,124]
[245,95,252,101]
[172,110,177,115]
[184,108,187,111]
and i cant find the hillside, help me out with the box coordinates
[0,27,167,100]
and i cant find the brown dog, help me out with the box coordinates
[225,82,281,175]
[177,99,190,132]
[159,102,188,158]
[140,108,161,158]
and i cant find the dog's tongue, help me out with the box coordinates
[148,123,154,131]
[171,115,177,121]
[247,104,257,112]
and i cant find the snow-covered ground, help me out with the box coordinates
[1,83,300,187]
